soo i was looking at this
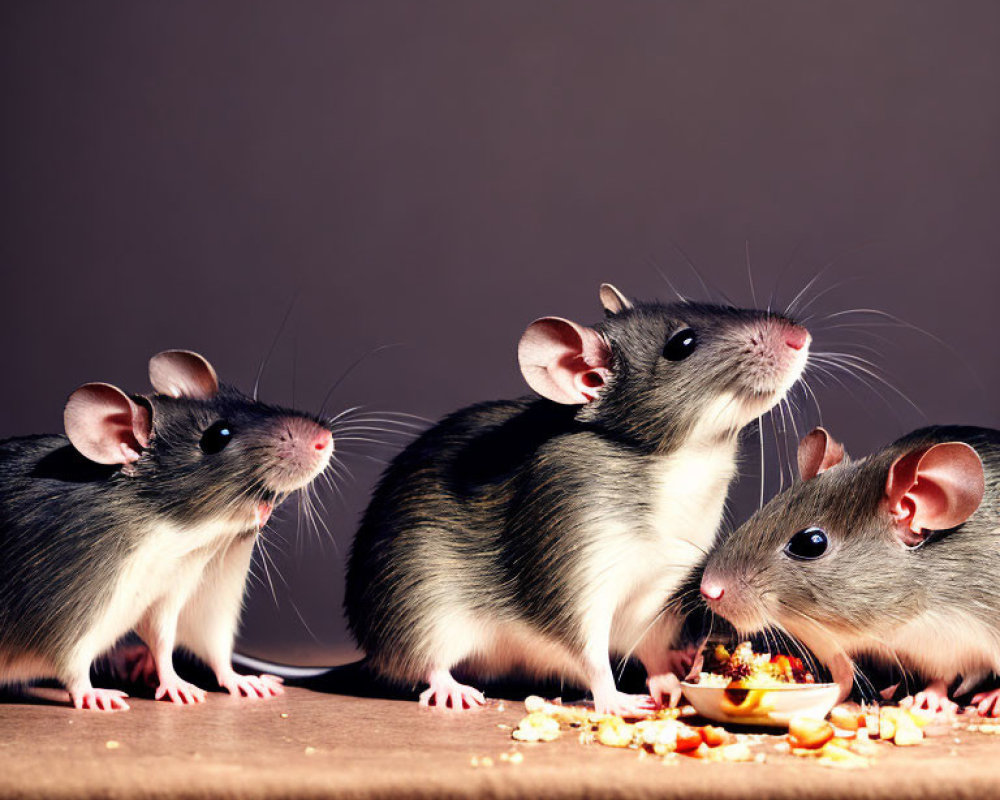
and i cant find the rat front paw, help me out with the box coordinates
[647,673,684,708]
[901,681,957,715]
[971,688,1000,717]
[154,676,207,705]
[218,670,284,699]
[71,688,130,711]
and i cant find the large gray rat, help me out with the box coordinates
[0,351,334,710]
[344,284,810,714]
[699,425,999,715]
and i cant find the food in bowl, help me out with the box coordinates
[683,642,837,726]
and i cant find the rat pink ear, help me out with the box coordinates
[797,427,846,481]
[148,350,219,399]
[599,283,632,315]
[518,316,612,404]
[884,442,984,542]
[64,383,152,465]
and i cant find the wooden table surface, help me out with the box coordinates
[1,685,999,800]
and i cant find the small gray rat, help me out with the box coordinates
[0,351,333,710]
[344,284,810,713]
[699,425,999,715]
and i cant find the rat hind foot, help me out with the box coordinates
[418,669,486,710]
[972,688,1000,717]
[217,670,284,699]
[155,675,207,705]
[71,687,130,711]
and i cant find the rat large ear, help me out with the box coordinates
[599,283,632,315]
[64,383,152,465]
[149,350,219,399]
[884,442,984,543]
[797,427,846,481]
[518,317,612,404]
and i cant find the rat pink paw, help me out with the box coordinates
[971,688,1000,717]
[218,671,284,699]
[901,681,957,715]
[418,670,485,710]
[72,688,130,711]
[647,673,684,709]
[593,690,656,718]
[154,676,207,705]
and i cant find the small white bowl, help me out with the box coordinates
[681,682,840,728]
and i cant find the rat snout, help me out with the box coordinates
[700,581,726,601]
[784,325,810,351]
[767,320,811,357]
[698,569,766,632]
[267,416,334,492]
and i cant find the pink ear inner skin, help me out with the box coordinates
[148,350,219,400]
[884,442,985,541]
[64,383,152,465]
[517,317,612,405]
[797,427,845,481]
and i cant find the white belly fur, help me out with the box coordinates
[608,439,736,653]
[68,519,245,672]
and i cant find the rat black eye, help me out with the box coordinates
[784,527,828,560]
[663,328,697,361]
[199,421,233,454]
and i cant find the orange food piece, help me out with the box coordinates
[788,717,834,749]
[829,705,863,731]
[700,726,730,747]
[675,726,703,752]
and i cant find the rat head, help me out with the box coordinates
[517,283,810,449]
[63,350,334,528]
[699,427,985,651]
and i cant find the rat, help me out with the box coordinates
[0,350,334,710]
[698,424,1000,715]
[343,283,811,714]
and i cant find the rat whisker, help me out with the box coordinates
[318,344,405,419]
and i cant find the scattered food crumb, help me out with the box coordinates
[105,741,120,750]
[280,713,289,719]
[304,746,317,755]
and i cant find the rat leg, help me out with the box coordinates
[634,612,701,708]
[418,668,486,710]
[901,679,958,715]
[584,627,655,717]
[177,536,283,699]
[136,598,207,705]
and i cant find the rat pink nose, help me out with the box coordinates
[700,582,725,601]
[785,326,810,351]
[312,429,333,451]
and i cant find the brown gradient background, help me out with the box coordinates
[2,1,998,665]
